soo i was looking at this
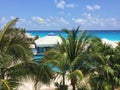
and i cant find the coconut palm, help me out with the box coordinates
[110,45,120,89]
[0,18,35,90]
[43,27,90,90]
[57,27,92,90]
[44,49,70,90]
[0,18,60,90]
[88,38,120,90]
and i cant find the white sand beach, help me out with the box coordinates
[18,76,72,90]
[102,38,118,48]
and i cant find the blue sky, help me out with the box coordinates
[0,0,120,30]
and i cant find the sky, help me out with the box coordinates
[0,0,120,30]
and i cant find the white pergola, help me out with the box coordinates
[35,35,62,47]
[34,33,62,54]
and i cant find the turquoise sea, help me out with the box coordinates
[27,30,120,41]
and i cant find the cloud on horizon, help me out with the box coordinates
[72,13,120,29]
[0,14,120,30]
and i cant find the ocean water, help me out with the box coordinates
[27,30,120,41]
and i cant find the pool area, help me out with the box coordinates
[33,54,60,72]
[33,54,44,61]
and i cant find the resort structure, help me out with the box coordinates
[34,33,62,55]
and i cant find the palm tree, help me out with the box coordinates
[0,18,60,90]
[88,38,120,90]
[42,26,90,90]
[57,27,92,90]
[44,49,70,90]
[0,18,35,89]
[109,45,120,89]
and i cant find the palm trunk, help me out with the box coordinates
[71,79,76,90]
[112,85,115,90]
[1,68,5,79]
[72,84,76,90]
[34,82,37,90]
[62,73,65,90]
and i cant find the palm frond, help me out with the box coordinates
[8,44,28,61]
[1,79,11,90]
[0,18,19,42]
[68,70,83,81]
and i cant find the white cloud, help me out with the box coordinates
[20,18,26,22]
[86,5,101,11]
[31,16,43,22]
[0,15,120,30]
[94,5,101,9]
[54,0,75,9]
[72,13,120,29]
[22,16,69,29]
[43,17,69,26]
[66,3,75,8]
[0,17,8,29]
[59,17,69,24]
[54,0,65,9]
[31,16,45,25]
[58,17,69,24]
[72,18,87,25]
[0,17,7,24]
[10,16,16,19]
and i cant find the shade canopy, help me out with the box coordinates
[35,34,62,47]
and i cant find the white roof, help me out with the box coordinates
[35,35,62,47]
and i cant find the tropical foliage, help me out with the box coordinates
[0,18,120,90]
[59,27,92,90]
[45,49,70,90]
[44,27,92,90]
[44,27,120,90]
[0,18,56,90]
[0,18,35,90]
[88,38,120,90]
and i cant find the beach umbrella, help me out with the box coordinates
[35,33,62,47]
